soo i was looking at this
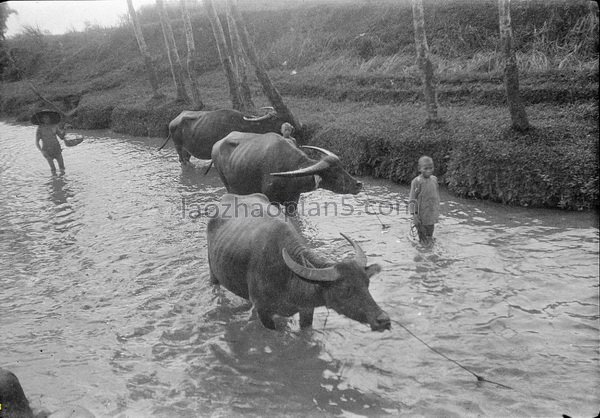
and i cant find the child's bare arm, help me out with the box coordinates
[408,178,418,215]
[35,131,42,151]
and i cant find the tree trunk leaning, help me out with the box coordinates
[203,0,242,111]
[228,0,300,129]
[225,0,255,112]
[498,0,529,131]
[157,0,190,103]
[126,0,161,97]
[180,0,204,109]
[411,0,439,123]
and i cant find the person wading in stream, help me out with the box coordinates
[408,155,440,245]
[33,110,66,174]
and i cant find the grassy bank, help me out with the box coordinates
[0,0,598,210]
[297,99,598,210]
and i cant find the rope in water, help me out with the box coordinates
[362,187,391,230]
[332,189,511,390]
[390,318,514,389]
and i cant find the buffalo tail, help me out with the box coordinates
[158,133,171,151]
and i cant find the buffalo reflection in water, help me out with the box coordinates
[205,312,401,416]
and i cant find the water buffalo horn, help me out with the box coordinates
[270,159,331,177]
[301,145,338,159]
[282,249,339,282]
[340,233,367,267]
[243,113,274,122]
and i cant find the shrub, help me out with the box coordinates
[111,100,190,138]
[309,119,454,182]
[353,35,380,60]
[371,130,454,184]
[3,25,48,80]
[71,102,113,130]
[309,126,372,175]
[446,126,599,210]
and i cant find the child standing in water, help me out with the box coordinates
[408,156,440,244]
[34,110,66,173]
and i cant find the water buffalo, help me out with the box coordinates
[206,193,391,331]
[159,108,297,165]
[0,368,95,417]
[211,132,362,212]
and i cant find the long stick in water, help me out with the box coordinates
[391,319,513,389]
[27,82,66,116]
[7,50,77,119]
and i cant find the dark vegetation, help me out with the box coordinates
[0,0,598,209]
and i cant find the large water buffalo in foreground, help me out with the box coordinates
[0,368,95,417]
[159,108,297,165]
[212,132,362,212]
[207,193,391,331]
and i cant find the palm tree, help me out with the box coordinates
[228,0,300,129]
[179,0,204,109]
[225,0,254,112]
[411,0,439,123]
[204,0,241,110]
[126,0,161,97]
[156,0,190,103]
[498,0,529,131]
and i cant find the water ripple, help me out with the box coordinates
[0,122,598,417]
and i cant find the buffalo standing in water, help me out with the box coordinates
[0,368,95,417]
[212,132,362,212]
[207,193,391,331]
[159,108,297,165]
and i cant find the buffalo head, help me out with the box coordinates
[282,233,391,331]
[270,146,362,195]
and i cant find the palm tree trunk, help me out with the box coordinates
[203,0,242,110]
[126,0,161,97]
[225,0,254,112]
[498,0,529,131]
[411,0,439,123]
[228,0,300,129]
[180,0,204,109]
[156,0,190,103]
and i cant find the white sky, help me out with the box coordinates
[5,0,156,37]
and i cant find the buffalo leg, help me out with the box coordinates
[176,145,192,166]
[256,308,276,330]
[299,308,314,329]
[285,203,297,216]
[182,149,191,165]
[209,269,219,285]
[283,197,300,216]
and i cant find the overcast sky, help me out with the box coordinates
[5,0,156,37]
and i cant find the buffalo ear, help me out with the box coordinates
[365,264,382,278]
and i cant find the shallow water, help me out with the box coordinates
[0,122,598,417]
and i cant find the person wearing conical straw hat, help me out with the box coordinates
[32,109,66,173]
